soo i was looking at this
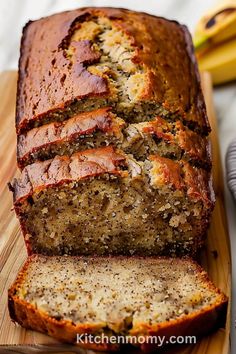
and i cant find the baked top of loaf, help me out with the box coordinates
[8,255,227,350]
[16,7,209,134]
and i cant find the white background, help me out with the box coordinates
[0,0,235,352]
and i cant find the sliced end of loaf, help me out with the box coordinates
[8,255,227,350]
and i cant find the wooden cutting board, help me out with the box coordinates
[0,71,231,354]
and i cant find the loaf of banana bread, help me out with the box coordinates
[8,255,227,350]
[11,7,214,256]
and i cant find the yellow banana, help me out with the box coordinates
[198,38,236,85]
[194,0,236,55]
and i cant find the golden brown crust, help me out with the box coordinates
[131,259,227,351]
[16,10,108,134]
[175,121,211,165]
[136,301,227,352]
[70,39,101,64]
[17,112,211,171]
[149,155,215,209]
[12,147,215,213]
[12,148,214,211]
[17,107,125,169]
[8,295,119,351]
[8,281,227,351]
[149,155,184,191]
[183,162,215,208]
[8,255,227,351]
[12,146,127,204]
[138,117,211,169]
[16,7,209,134]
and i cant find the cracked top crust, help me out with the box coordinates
[12,146,214,211]
[16,7,209,134]
[17,107,125,166]
[12,146,127,203]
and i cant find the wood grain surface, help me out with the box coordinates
[0,71,231,354]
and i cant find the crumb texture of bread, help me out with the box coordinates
[8,256,227,348]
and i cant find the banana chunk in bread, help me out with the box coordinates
[16,8,209,135]
[11,146,214,256]
[8,255,227,350]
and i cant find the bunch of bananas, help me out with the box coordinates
[194,0,236,85]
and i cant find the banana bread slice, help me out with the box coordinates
[17,111,211,170]
[10,146,214,256]
[17,107,125,169]
[8,255,227,351]
[16,8,209,135]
